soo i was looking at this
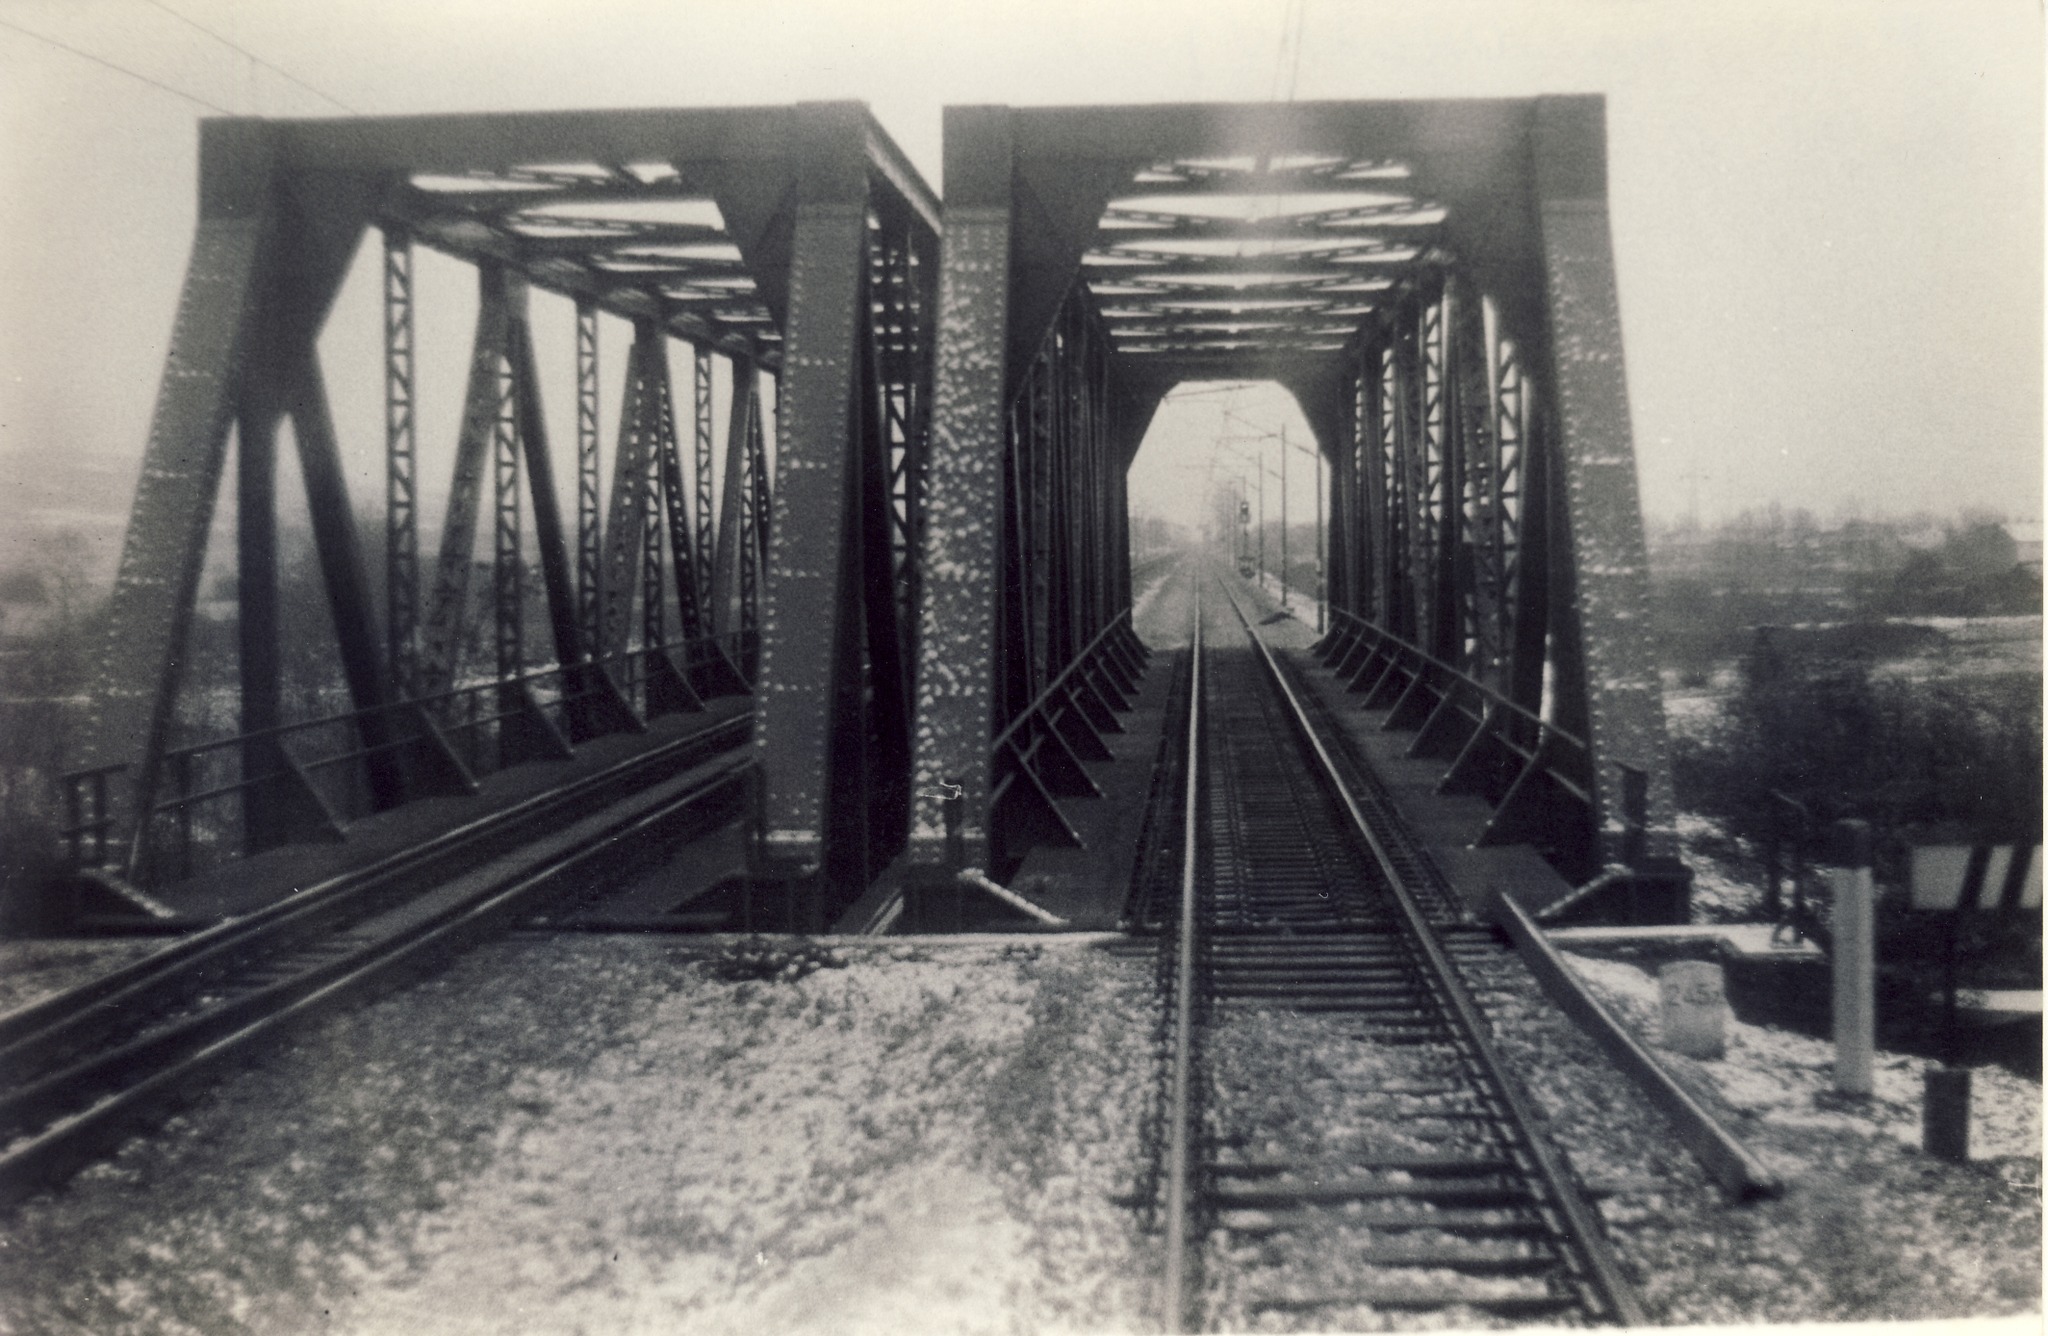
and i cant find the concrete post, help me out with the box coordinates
[1831,820,1875,1096]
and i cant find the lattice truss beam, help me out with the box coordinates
[915,97,1678,886]
[75,105,939,892]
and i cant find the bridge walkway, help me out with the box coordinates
[118,699,753,926]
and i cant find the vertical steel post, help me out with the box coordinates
[1361,344,1389,625]
[1428,284,1462,663]
[751,103,871,886]
[1331,374,1353,619]
[712,357,752,641]
[492,350,524,685]
[1508,365,1550,723]
[575,301,601,660]
[1313,441,1324,633]
[1391,320,1426,640]
[597,323,654,662]
[640,368,667,655]
[693,344,716,618]
[1532,95,1679,864]
[420,265,512,700]
[236,383,282,853]
[742,374,771,679]
[907,105,1014,873]
[655,353,709,646]
[383,226,419,700]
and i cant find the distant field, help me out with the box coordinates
[1663,614,2042,745]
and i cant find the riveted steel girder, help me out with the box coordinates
[754,105,890,883]
[80,104,939,895]
[918,96,1676,885]
[1530,98,1677,866]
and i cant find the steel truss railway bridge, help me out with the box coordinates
[56,96,1683,932]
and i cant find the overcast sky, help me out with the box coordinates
[0,0,2039,562]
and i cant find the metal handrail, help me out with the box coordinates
[991,610,1135,754]
[1324,607,1586,756]
[66,636,726,784]
[59,632,745,876]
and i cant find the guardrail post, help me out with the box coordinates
[1830,819,1875,1096]
[1904,839,2038,1163]
[1923,1064,1971,1162]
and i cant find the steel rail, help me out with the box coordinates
[1216,575,1647,1327]
[1493,893,1781,1199]
[0,748,753,1207]
[1161,575,1202,1332]
[0,711,751,1062]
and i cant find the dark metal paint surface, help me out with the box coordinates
[80,216,266,856]
[1533,99,1678,863]
[755,200,869,874]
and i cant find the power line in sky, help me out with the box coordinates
[1283,0,1308,101]
[1268,0,1308,102]
[138,0,359,115]
[0,13,235,115]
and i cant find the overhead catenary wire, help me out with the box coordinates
[0,13,235,115]
[1282,0,1309,101]
[138,0,358,114]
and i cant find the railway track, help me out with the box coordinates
[1153,572,1645,1331]
[0,712,753,1206]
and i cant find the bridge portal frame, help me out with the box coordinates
[912,96,1678,890]
[77,103,939,901]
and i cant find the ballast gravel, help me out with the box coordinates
[1197,936,2043,1329]
[1554,950,2040,1325]
[0,925,2037,1333]
[1454,945,2038,1325]
[0,935,1159,1335]
[0,938,162,1017]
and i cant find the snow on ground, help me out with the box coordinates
[0,937,163,1017]
[1552,951,2040,1324]
[0,935,1160,1336]
[1563,950,2041,1163]
[1656,685,1725,743]
[1245,569,1319,624]
[1130,565,1177,628]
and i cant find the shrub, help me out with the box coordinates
[1678,630,2041,849]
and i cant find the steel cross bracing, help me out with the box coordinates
[915,98,1680,898]
[64,96,1672,919]
[382,226,420,702]
[692,345,716,623]
[68,104,940,902]
[575,301,602,658]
